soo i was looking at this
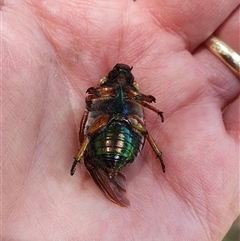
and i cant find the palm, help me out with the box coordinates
[3,1,239,240]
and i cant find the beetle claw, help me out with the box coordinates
[157,154,165,173]
[158,111,164,122]
[70,159,79,175]
[86,87,101,97]
[148,95,156,103]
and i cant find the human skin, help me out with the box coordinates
[2,0,240,240]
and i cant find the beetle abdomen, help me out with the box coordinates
[87,120,144,171]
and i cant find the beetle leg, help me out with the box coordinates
[86,87,101,97]
[85,87,115,108]
[86,86,114,98]
[137,101,164,123]
[70,109,89,175]
[85,94,99,106]
[126,89,157,103]
[136,94,156,103]
[71,138,89,175]
[126,90,164,122]
[79,109,89,143]
[70,114,110,175]
[128,115,165,173]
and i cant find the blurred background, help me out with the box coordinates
[223,216,239,241]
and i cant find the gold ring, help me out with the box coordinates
[204,35,240,78]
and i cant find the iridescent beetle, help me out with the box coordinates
[71,64,165,206]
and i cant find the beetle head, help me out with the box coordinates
[100,64,139,90]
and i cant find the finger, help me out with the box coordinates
[215,6,240,51]
[223,96,240,141]
[141,0,239,50]
[193,6,240,110]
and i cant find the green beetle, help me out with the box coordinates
[71,64,165,206]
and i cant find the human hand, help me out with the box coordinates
[3,0,239,240]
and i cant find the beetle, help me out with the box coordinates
[71,63,165,206]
